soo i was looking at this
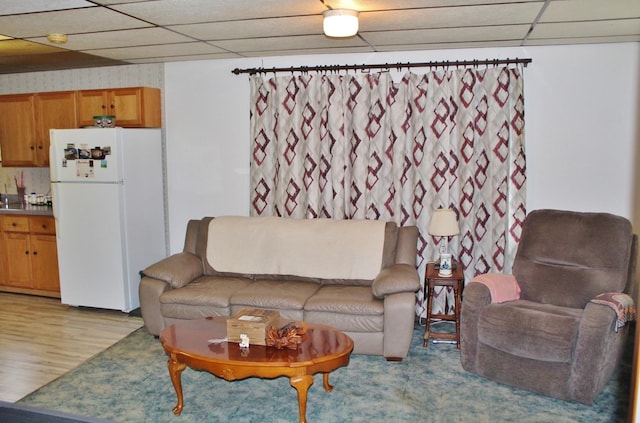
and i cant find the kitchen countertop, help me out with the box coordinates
[0,202,53,216]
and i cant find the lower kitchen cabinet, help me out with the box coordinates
[0,215,60,298]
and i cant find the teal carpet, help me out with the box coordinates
[19,322,633,423]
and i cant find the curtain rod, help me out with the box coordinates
[231,57,532,75]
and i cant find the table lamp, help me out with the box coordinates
[428,208,460,276]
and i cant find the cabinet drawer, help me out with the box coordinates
[30,216,56,235]
[1,216,30,232]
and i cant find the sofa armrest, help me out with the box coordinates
[141,252,204,289]
[371,264,420,298]
[139,276,172,336]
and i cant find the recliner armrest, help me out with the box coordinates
[372,264,420,298]
[469,273,521,303]
[571,301,628,403]
[141,252,204,289]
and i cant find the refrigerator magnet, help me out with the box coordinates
[91,148,105,160]
[64,147,77,160]
[78,148,90,159]
[76,160,94,178]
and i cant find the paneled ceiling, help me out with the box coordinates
[0,0,638,75]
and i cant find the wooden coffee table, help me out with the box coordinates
[160,316,354,423]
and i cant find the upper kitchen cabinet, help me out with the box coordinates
[0,87,160,167]
[0,91,77,167]
[0,94,37,167]
[77,87,161,128]
[34,91,78,166]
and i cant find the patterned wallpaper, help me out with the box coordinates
[0,63,163,94]
[0,63,164,196]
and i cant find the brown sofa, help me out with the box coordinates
[139,216,420,360]
[460,209,638,404]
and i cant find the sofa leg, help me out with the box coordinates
[385,357,403,362]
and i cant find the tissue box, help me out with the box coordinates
[226,308,280,346]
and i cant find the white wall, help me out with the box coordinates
[524,43,639,216]
[164,43,640,253]
[164,59,252,251]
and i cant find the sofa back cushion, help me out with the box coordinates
[512,209,634,308]
[205,216,387,281]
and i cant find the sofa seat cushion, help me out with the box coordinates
[160,276,252,308]
[304,286,384,332]
[305,285,384,315]
[230,279,321,310]
[305,310,384,332]
[161,303,230,320]
[477,299,583,363]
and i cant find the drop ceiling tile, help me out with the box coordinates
[92,0,149,4]
[359,3,543,32]
[529,19,640,39]
[0,7,151,38]
[212,35,367,53]
[111,0,326,26]
[27,28,194,50]
[362,25,531,45]
[170,15,323,41]
[324,0,543,10]
[126,52,242,64]
[539,0,640,23]
[82,42,228,60]
[239,46,375,58]
[524,35,640,46]
[0,0,94,15]
[373,40,524,52]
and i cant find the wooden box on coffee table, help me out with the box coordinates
[226,308,280,346]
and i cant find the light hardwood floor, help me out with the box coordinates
[0,292,143,403]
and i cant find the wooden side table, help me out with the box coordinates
[423,261,464,348]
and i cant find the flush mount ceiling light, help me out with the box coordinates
[46,33,68,44]
[323,9,359,38]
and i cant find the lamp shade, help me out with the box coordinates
[323,9,359,38]
[428,209,460,237]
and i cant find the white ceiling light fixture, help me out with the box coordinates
[323,9,359,38]
[46,33,68,44]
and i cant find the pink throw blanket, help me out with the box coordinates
[470,273,521,303]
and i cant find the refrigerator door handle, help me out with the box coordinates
[51,184,61,239]
[49,136,58,181]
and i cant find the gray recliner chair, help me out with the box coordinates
[460,209,637,404]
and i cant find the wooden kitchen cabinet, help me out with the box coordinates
[34,91,78,166]
[0,87,160,166]
[77,87,161,127]
[0,91,77,167]
[0,94,37,166]
[0,215,60,298]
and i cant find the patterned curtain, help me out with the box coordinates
[249,67,526,317]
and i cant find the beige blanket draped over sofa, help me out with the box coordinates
[207,216,385,280]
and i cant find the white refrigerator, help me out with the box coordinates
[50,128,166,312]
